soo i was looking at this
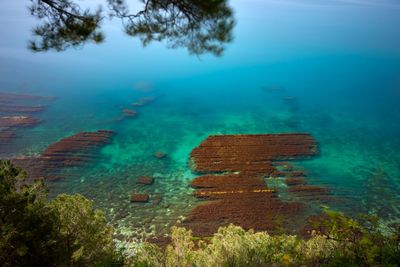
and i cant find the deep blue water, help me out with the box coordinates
[1,0,400,242]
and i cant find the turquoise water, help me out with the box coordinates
[1,0,400,243]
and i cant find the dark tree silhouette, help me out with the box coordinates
[28,0,104,52]
[28,0,235,56]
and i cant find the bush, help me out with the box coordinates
[49,194,115,266]
[0,160,61,266]
[132,212,400,267]
[0,160,123,267]
[309,208,400,266]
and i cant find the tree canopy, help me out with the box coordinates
[0,161,59,266]
[28,0,235,56]
[0,160,119,267]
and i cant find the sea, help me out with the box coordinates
[0,0,399,243]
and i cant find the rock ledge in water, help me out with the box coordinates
[137,176,154,185]
[122,109,137,117]
[154,151,167,159]
[131,194,149,203]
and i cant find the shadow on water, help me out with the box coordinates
[28,0,235,56]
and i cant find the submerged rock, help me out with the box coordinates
[0,116,41,128]
[288,185,330,194]
[132,96,156,107]
[154,151,167,159]
[136,176,154,185]
[131,194,149,203]
[275,162,294,171]
[0,91,53,113]
[10,130,115,180]
[182,133,322,237]
[0,92,54,152]
[0,91,51,101]
[0,105,45,113]
[0,128,15,145]
[285,177,307,186]
[190,134,318,174]
[285,171,305,177]
[123,109,138,117]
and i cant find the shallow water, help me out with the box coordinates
[1,0,400,242]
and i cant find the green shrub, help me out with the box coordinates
[130,243,164,267]
[0,160,61,266]
[49,193,116,266]
[0,160,123,267]
[132,211,400,267]
[309,208,400,266]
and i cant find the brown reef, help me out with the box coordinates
[288,185,330,194]
[122,109,138,117]
[132,96,156,107]
[190,134,317,174]
[0,92,53,151]
[11,130,114,180]
[137,176,154,185]
[154,151,167,159]
[0,129,15,145]
[0,116,41,152]
[0,105,45,113]
[287,185,331,203]
[190,174,271,200]
[0,116,41,128]
[0,91,52,113]
[285,177,307,186]
[131,194,150,203]
[181,134,328,237]
[0,92,50,101]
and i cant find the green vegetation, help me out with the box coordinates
[131,220,399,266]
[0,160,121,267]
[49,194,116,266]
[0,161,60,266]
[133,215,399,267]
[1,160,399,266]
